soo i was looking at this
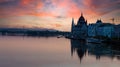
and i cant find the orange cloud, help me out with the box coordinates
[21,0,34,5]
[54,24,62,27]
[29,12,55,17]
[21,0,30,5]
[36,2,44,9]
[67,2,81,18]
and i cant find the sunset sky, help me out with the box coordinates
[0,0,120,31]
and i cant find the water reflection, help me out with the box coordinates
[70,39,120,62]
[71,39,87,62]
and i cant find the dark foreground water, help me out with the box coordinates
[0,36,120,67]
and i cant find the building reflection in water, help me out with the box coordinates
[71,39,87,62]
[70,39,120,62]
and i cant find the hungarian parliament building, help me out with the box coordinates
[71,13,88,39]
[71,13,120,39]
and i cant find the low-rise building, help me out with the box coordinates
[88,20,118,38]
[113,24,120,38]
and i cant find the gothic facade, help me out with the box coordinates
[71,13,88,39]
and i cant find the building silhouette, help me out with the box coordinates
[71,13,87,39]
[88,19,120,38]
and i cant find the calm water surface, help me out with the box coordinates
[0,36,120,67]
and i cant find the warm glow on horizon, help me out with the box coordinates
[0,0,120,31]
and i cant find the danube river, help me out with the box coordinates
[0,36,120,67]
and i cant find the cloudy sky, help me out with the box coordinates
[0,0,120,31]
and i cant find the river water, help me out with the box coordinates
[0,36,119,67]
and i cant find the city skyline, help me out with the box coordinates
[0,0,120,31]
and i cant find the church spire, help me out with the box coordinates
[77,13,85,25]
[81,12,83,16]
[71,18,75,32]
[72,18,75,26]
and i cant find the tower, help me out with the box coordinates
[71,18,75,33]
[71,13,88,39]
[77,13,86,26]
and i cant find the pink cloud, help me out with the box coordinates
[0,0,119,26]
[83,0,120,16]
[36,2,44,9]
[21,0,33,5]
[67,2,81,18]
[50,0,81,18]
